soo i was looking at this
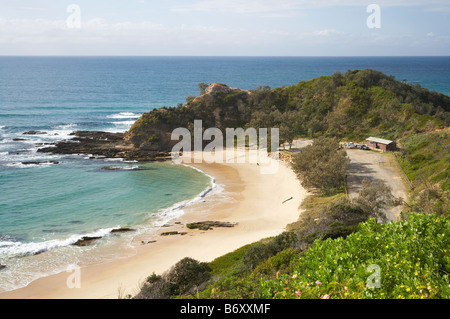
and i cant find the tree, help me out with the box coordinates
[294,198,369,245]
[166,257,211,295]
[291,137,350,194]
[331,71,344,88]
[354,178,402,223]
[186,95,196,104]
[198,82,209,95]
[135,257,211,298]
[243,243,271,271]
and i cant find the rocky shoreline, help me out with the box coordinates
[72,227,136,247]
[37,131,171,162]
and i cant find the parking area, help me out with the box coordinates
[345,149,409,221]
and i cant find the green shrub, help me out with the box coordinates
[260,213,450,299]
[291,137,350,194]
[166,257,211,295]
[135,257,211,299]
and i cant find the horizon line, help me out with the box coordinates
[1,55,449,58]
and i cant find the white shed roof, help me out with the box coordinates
[366,137,394,145]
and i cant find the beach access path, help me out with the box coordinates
[345,149,409,221]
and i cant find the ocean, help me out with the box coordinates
[0,56,449,292]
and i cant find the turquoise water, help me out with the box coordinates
[0,56,449,292]
[0,161,211,252]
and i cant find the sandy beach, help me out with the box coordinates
[0,150,307,299]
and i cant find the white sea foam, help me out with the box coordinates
[103,157,124,162]
[3,162,55,169]
[0,147,62,165]
[42,124,78,140]
[152,164,219,228]
[0,226,121,258]
[54,123,78,130]
[102,165,142,171]
[111,120,136,126]
[107,112,141,119]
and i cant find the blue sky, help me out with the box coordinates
[0,0,449,55]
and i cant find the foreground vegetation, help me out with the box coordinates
[396,128,449,216]
[263,213,450,299]
[134,213,449,299]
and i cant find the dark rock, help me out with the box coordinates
[0,264,6,271]
[13,138,27,141]
[101,166,123,171]
[110,227,135,233]
[21,161,59,165]
[23,131,47,135]
[186,221,237,231]
[72,236,102,246]
[160,231,187,236]
[141,240,157,245]
[37,130,166,162]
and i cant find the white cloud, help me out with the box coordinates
[0,17,260,54]
[0,5,448,56]
[311,29,345,36]
[170,0,450,14]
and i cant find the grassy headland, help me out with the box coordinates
[130,69,449,299]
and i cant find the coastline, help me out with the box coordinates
[0,151,307,299]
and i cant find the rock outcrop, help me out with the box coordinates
[37,131,169,161]
[160,231,187,236]
[72,236,103,246]
[110,227,135,233]
[23,131,47,135]
[186,221,237,231]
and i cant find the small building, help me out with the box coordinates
[366,137,396,152]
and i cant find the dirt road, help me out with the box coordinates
[346,149,409,221]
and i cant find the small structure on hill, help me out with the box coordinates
[366,137,396,152]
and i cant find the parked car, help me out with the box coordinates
[344,142,369,150]
[344,142,356,149]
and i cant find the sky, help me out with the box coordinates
[0,0,449,56]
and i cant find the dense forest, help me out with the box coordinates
[125,69,450,151]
